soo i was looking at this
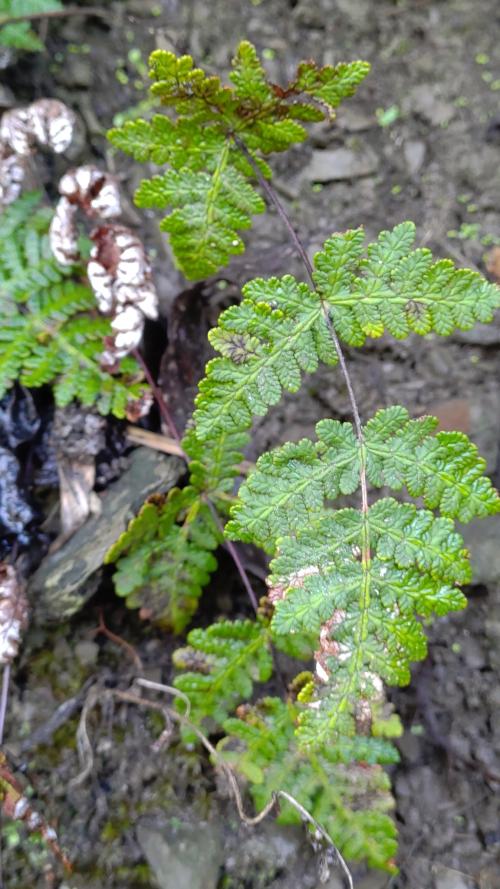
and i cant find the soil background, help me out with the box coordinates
[2,1,500,888]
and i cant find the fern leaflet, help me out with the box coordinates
[226,412,498,750]
[313,222,500,342]
[105,487,221,632]
[0,1,62,51]
[192,228,500,443]
[227,406,500,549]
[173,619,273,726]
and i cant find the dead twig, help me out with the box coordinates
[69,684,101,788]
[126,425,186,458]
[21,678,94,753]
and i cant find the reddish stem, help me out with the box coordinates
[132,347,185,450]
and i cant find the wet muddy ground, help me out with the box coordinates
[2,0,500,887]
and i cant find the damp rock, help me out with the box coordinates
[74,639,99,668]
[0,447,34,541]
[404,85,455,127]
[28,447,184,622]
[136,820,222,889]
[404,139,426,176]
[460,516,500,586]
[0,387,39,449]
[433,866,475,889]
[304,146,378,182]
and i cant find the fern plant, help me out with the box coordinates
[108,42,500,871]
[0,0,61,51]
[109,42,370,279]
[0,193,148,418]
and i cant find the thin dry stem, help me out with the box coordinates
[132,347,185,449]
[206,499,259,611]
[92,609,144,671]
[126,425,186,458]
[0,664,10,747]
[72,679,353,887]
[132,351,259,614]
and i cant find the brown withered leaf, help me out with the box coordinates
[50,406,105,543]
[0,563,28,666]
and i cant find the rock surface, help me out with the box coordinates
[304,146,378,182]
[136,820,222,889]
[28,447,184,622]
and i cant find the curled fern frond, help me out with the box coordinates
[109,42,370,278]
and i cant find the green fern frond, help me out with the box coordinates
[227,406,500,549]
[0,196,148,418]
[136,161,265,279]
[226,404,498,749]
[106,40,500,873]
[194,275,336,440]
[313,222,500,342]
[104,426,248,629]
[0,191,45,237]
[109,43,370,278]
[192,232,500,444]
[173,619,273,727]
[105,487,220,632]
[0,0,62,50]
[220,697,398,872]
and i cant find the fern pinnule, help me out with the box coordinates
[173,619,273,728]
[227,406,500,550]
[314,222,500,342]
[0,1,62,51]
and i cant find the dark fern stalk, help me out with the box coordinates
[108,42,500,870]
